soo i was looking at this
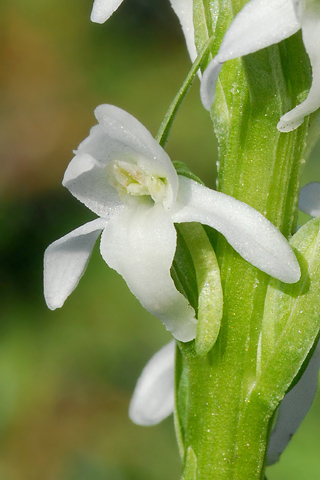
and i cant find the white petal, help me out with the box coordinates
[63,152,125,218]
[278,6,320,132]
[299,182,320,217]
[200,61,223,111]
[216,0,300,61]
[44,218,106,310]
[200,0,300,111]
[172,177,301,283]
[169,0,197,63]
[100,205,197,341]
[73,105,177,207]
[64,105,179,215]
[94,105,178,204]
[129,341,175,426]
[74,124,129,166]
[267,341,320,465]
[90,0,123,23]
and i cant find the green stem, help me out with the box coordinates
[175,1,312,478]
[179,342,273,479]
[155,36,214,148]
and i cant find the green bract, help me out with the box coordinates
[259,217,320,398]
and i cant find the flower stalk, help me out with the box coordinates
[175,1,317,478]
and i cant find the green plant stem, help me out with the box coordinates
[175,1,313,478]
[155,36,214,149]
[179,342,274,479]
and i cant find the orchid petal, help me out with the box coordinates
[63,152,125,218]
[278,5,320,131]
[215,0,300,60]
[200,62,223,111]
[44,218,106,310]
[172,177,300,283]
[64,105,180,215]
[200,0,300,110]
[100,206,197,341]
[94,104,167,162]
[299,182,320,217]
[90,0,123,24]
[169,0,197,63]
[94,105,178,198]
[129,341,175,426]
[75,105,178,207]
[267,341,320,465]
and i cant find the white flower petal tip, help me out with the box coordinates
[277,3,320,132]
[43,219,106,310]
[200,60,223,111]
[90,0,123,23]
[129,342,175,426]
[299,182,320,217]
[267,341,320,465]
[277,115,304,133]
[173,177,301,284]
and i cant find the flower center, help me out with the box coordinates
[107,159,168,205]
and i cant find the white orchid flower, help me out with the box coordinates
[130,339,320,466]
[299,181,320,216]
[200,0,320,132]
[90,0,197,63]
[44,104,300,342]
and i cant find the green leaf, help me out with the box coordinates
[256,217,320,406]
[180,446,197,480]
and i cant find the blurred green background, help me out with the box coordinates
[0,1,319,479]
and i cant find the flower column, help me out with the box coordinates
[176,1,315,478]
